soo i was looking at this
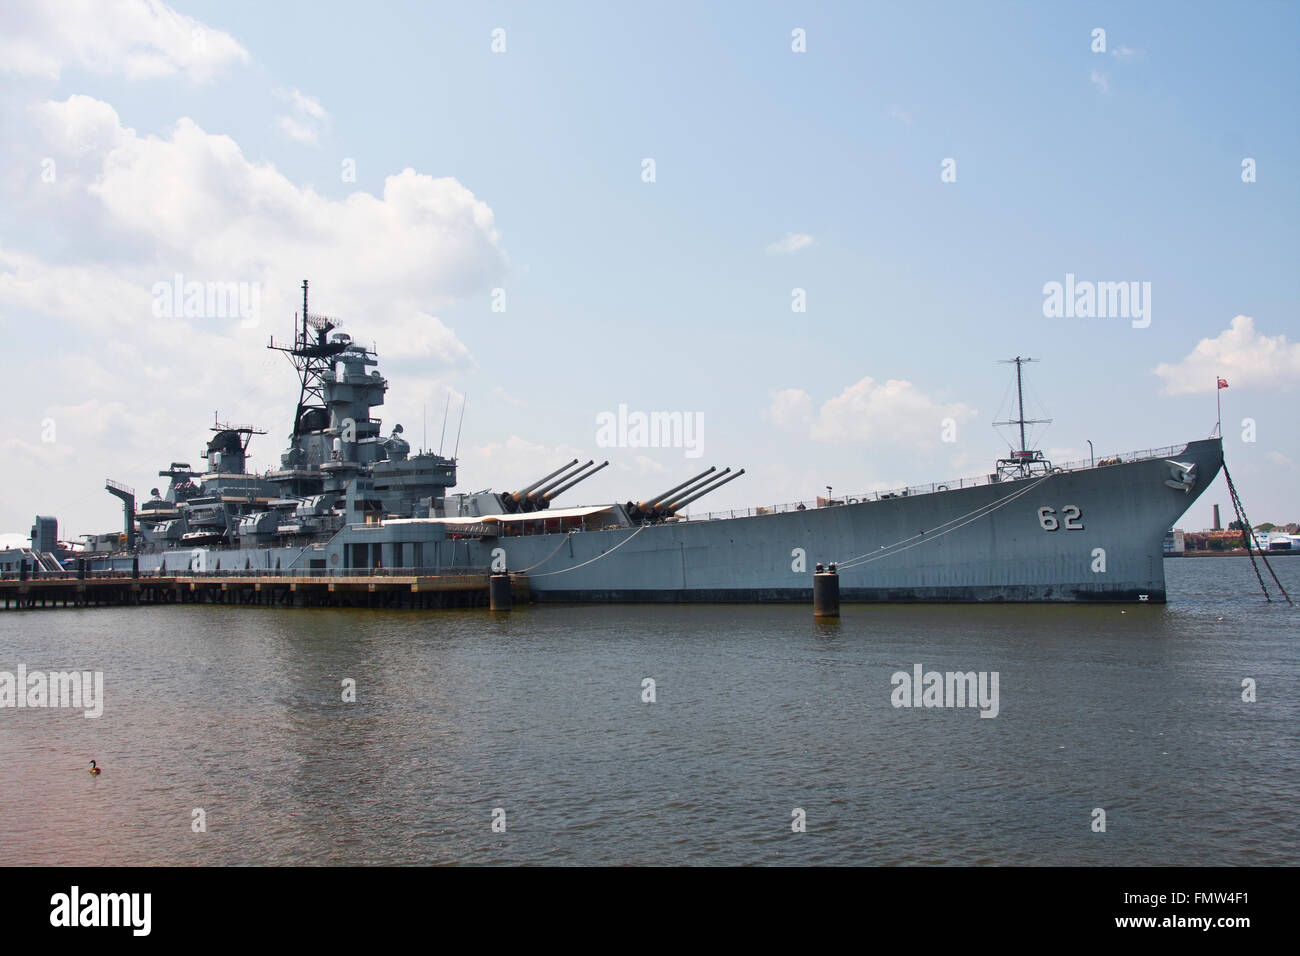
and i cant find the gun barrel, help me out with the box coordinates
[640,467,715,511]
[544,460,609,502]
[512,459,579,501]
[668,468,746,512]
[658,468,729,511]
[532,460,592,500]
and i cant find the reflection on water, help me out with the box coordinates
[1,557,1296,865]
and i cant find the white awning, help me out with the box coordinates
[384,504,616,527]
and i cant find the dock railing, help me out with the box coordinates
[0,565,492,582]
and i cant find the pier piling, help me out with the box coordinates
[489,572,512,611]
[813,563,840,618]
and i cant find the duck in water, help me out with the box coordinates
[88,760,101,776]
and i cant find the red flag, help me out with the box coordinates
[1217,378,1229,389]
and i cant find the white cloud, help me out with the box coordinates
[1110,45,1140,60]
[767,387,814,426]
[765,232,814,255]
[19,96,505,360]
[768,377,978,450]
[32,94,127,154]
[1089,70,1110,94]
[275,87,330,146]
[0,93,508,536]
[0,245,154,333]
[0,0,249,82]
[1154,315,1300,394]
[281,88,328,124]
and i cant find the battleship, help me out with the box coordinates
[2,281,1224,603]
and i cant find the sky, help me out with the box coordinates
[1,0,1297,547]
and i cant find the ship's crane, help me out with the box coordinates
[104,478,135,551]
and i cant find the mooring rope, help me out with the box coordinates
[836,473,1053,571]
[522,524,649,577]
[515,531,574,573]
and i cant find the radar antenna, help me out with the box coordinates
[210,412,267,452]
[267,279,355,440]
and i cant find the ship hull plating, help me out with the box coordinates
[456,439,1221,604]
[112,439,1220,604]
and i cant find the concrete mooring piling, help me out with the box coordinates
[813,562,840,618]
[489,572,513,611]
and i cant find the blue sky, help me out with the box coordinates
[1,0,1297,542]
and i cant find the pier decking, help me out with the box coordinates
[0,570,530,610]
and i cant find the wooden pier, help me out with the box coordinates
[0,572,531,611]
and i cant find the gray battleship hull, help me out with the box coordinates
[108,439,1219,603]
[464,438,1221,603]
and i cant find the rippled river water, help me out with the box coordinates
[1,556,1296,865]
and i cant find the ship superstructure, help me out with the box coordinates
[121,281,457,560]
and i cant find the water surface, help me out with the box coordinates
[1,556,1295,865]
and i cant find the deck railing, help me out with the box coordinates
[683,443,1190,522]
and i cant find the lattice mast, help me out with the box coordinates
[267,279,348,440]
